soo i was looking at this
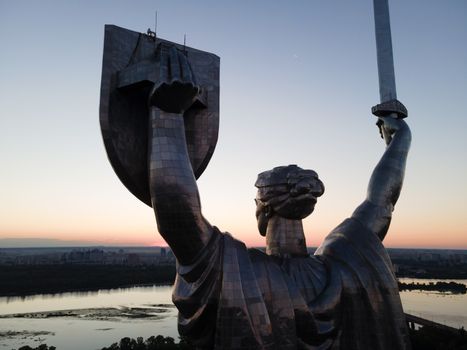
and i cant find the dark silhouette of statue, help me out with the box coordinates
[101,26,411,350]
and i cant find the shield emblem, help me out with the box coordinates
[99,25,220,207]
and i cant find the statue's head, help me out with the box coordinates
[255,165,325,236]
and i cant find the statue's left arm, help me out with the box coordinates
[351,117,411,241]
[148,47,213,265]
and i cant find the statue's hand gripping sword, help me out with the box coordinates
[372,0,407,144]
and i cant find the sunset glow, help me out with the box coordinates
[1,1,466,250]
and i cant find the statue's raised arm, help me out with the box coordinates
[148,46,213,265]
[351,110,411,241]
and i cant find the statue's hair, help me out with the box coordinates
[255,165,324,221]
[255,165,318,188]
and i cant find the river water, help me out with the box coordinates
[0,286,177,350]
[398,278,467,327]
[0,279,466,350]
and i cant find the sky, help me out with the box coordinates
[0,0,466,249]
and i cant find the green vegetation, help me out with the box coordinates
[100,328,467,350]
[399,281,467,294]
[14,327,467,350]
[101,336,194,350]
[17,345,56,350]
[0,264,176,296]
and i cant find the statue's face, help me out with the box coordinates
[255,167,324,235]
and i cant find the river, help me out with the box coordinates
[0,279,466,350]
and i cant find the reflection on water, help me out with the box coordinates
[0,285,177,350]
[3,289,102,304]
[398,278,467,329]
[0,285,174,316]
[400,283,467,329]
[0,280,466,349]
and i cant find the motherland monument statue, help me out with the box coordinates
[100,1,412,349]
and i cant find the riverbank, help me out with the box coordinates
[0,265,176,297]
[1,264,467,297]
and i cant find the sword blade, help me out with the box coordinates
[373,0,397,103]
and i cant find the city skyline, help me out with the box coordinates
[1,1,466,249]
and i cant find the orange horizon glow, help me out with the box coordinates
[5,200,463,248]
[1,198,466,249]
[2,227,466,250]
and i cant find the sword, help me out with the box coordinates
[372,0,407,143]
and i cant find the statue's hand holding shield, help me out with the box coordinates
[149,45,201,114]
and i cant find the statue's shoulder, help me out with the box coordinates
[315,218,383,256]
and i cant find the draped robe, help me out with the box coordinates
[173,218,411,349]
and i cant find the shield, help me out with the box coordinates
[99,25,220,207]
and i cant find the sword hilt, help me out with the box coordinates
[373,99,407,145]
[371,99,408,119]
